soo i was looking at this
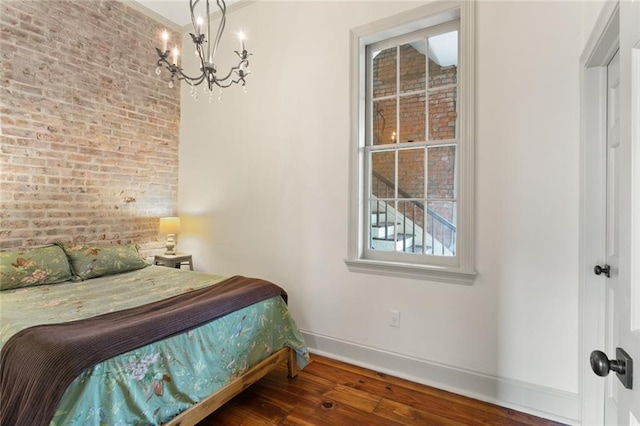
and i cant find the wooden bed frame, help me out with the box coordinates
[164,346,298,426]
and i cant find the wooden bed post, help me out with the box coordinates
[287,346,298,378]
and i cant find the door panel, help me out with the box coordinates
[602,1,640,422]
[580,3,640,424]
[615,0,640,422]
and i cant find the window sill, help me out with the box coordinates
[344,258,476,285]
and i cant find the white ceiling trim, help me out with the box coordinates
[124,0,182,31]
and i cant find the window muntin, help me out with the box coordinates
[366,22,459,261]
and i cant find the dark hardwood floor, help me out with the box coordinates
[199,355,565,425]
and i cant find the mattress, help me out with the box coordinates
[0,265,309,425]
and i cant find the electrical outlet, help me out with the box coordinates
[389,309,400,327]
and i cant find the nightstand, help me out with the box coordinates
[154,253,193,270]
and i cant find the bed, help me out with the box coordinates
[0,243,309,425]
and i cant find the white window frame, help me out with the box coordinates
[345,0,476,284]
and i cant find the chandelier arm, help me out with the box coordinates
[157,55,208,85]
[180,74,208,86]
[206,0,212,63]
[214,75,246,88]
[196,43,206,68]
[174,69,208,85]
[190,0,201,37]
[211,0,227,67]
[212,59,249,83]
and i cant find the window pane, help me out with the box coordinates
[395,200,421,253]
[398,148,424,199]
[370,196,396,252]
[372,46,397,98]
[373,98,397,145]
[428,87,457,140]
[428,30,458,89]
[426,201,456,256]
[399,94,425,143]
[400,40,426,93]
[427,145,456,200]
[370,199,393,249]
[371,150,395,199]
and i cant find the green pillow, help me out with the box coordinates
[59,243,149,280]
[0,245,73,290]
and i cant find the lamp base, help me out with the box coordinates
[165,234,176,255]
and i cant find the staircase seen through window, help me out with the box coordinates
[367,26,458,256]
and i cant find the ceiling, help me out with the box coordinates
[133,0,241,28]
[134,0,193,27]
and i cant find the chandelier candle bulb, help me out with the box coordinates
[239,31,246,52]
[162,30,169,52]
[172,47,179,65]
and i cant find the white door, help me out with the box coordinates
[604,46,622,426]
[582,2,640,424]
[594,48,625,426]
[609,1,640,422]
[590,2,640,424]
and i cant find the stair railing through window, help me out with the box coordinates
[371,171,456,255]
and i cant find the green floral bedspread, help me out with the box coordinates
[0,266,309,425]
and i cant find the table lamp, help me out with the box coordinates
[158,216,181,255]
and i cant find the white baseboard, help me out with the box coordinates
[301,330,580,425]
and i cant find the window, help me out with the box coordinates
[346,1,476,284]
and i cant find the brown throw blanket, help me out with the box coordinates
[0,275,287,426]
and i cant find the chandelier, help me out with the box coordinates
[155,0,250,95]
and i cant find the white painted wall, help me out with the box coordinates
[178,1,605,422]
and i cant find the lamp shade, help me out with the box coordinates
[158,217,181,235]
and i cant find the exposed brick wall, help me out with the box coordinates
[371,43,457,227]
[0,0,181,257]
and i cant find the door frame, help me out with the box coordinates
[579,1,619,424]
